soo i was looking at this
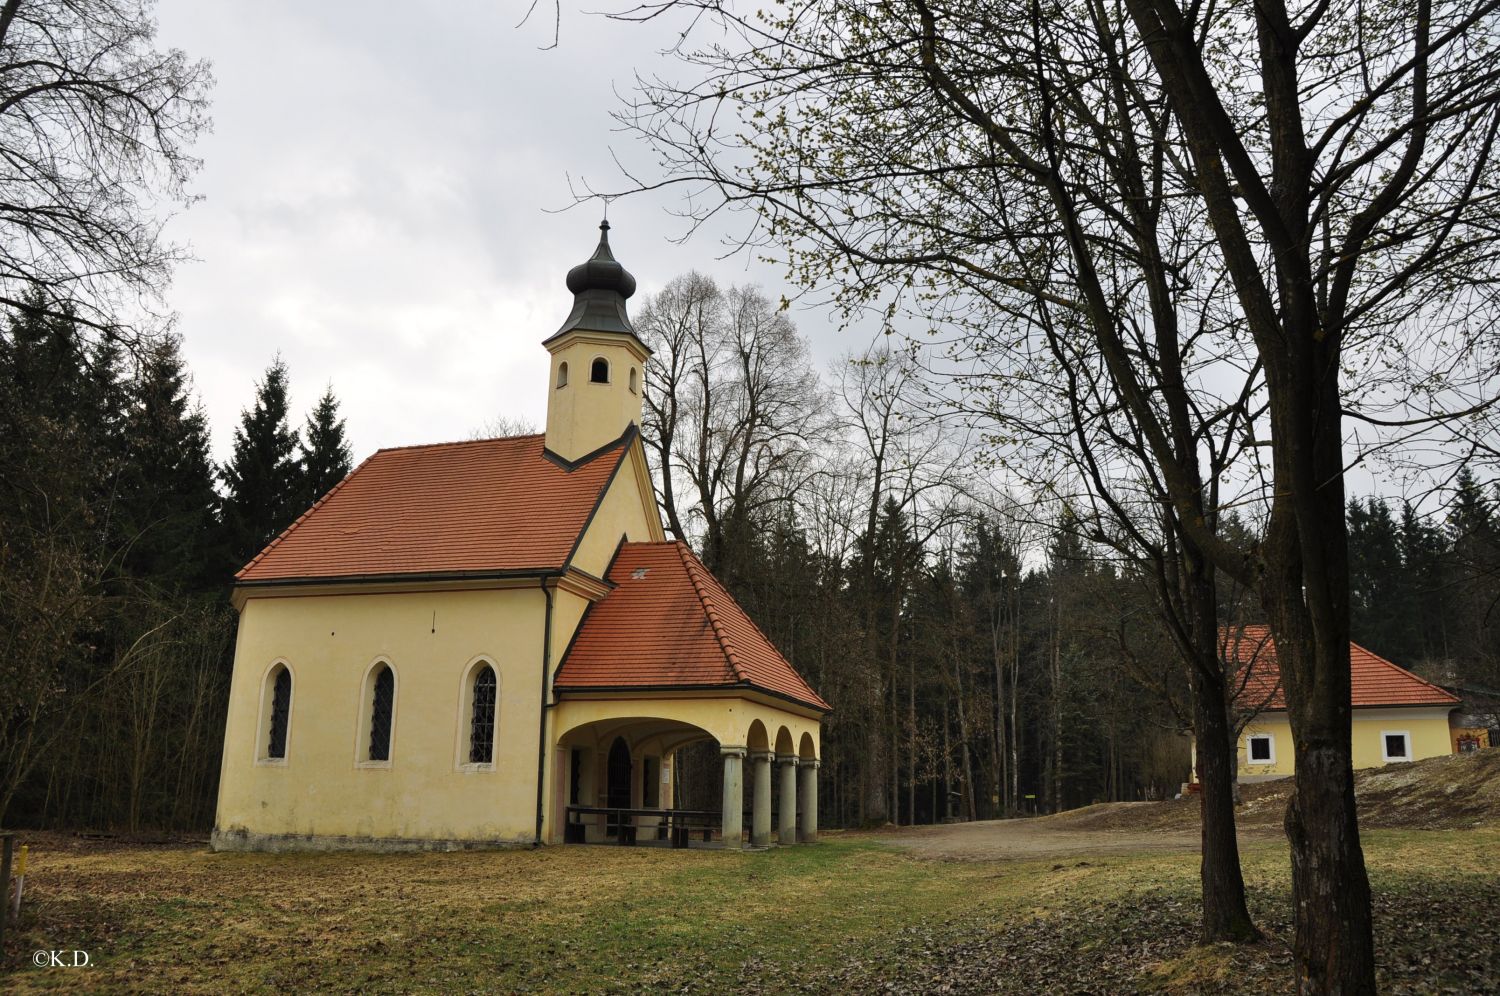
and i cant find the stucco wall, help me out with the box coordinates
[1235,707,1455,780]
[214,586,548,848]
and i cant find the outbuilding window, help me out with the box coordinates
[1246,733,1274,765]
[590,357,609,383]
[1381,731,1411,762]
[469,665,497,764]
[266,665,291,760]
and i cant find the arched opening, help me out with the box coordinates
[260,662,292,762]
[554,716,719,845]
[775,726,795,757]
[590,357,610,383]
[557,361,569,388]
[606,736,632,836]
[628,366,639,393]
[364,663,395,763]
[467,663,497,765]
[798,732,820,843]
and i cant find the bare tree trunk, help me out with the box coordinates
[908,651,916,824]
[1264,503,1373,991]
[942,698,952,821]
[1050,595,1063,814]
[1009,591,1021,815]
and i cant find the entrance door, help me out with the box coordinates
[606,737,631,836]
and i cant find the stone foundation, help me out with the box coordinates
[210,828,534,854]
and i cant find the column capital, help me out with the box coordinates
[776,753,800,766]
[748,749,775,762]
[801,758,821,770]
[719,745,748,758]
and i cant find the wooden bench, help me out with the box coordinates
[563,807,720,847]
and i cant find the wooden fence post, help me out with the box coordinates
[0,832,14,951]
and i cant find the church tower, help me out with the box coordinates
[542,221,651,462]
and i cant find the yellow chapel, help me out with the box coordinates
[211,223,829,851]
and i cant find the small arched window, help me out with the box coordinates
[368,664,395,762]
[469,665,497,764]
[590,357,609,383]
[628,367,639,393]
[557,361,569,388]
[266,665,291,760]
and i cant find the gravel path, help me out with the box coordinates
[870,811,1251,861]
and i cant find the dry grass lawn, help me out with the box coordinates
[1,822,1496,993]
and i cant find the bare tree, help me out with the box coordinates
[0,0,211,343]
[635,274,828,567]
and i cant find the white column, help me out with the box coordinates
[777,754,799,845]
[720,746,746,849]
[798,759,820,843]
[750,751,774,847]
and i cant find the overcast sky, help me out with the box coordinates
[152,1,857,462]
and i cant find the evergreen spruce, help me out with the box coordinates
[120,337,223,591]
[298,384,353,509]
[220,358,302,570]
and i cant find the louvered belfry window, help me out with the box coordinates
[369,665,394,761]
[267,666,291,759]
[470,665,497,764]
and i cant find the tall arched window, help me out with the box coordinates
[368,664,395,762]
[628,367,639,393]
[266,665,291,760]
[590,357,609,383]
[469,665,497,764]
[557,361,569,388]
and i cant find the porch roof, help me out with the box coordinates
[554,541,831,712]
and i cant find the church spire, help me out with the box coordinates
[550,220,642,343]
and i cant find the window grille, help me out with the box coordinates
[369,666,394,761]
[267,667,291,759]
[469,666,497,764]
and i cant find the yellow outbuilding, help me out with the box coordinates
[1216,626,1460,783]
[211,223,829,852]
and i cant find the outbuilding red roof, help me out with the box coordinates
[237,433,629,583]
[555,541,831,712]
[1226,625,1459,710]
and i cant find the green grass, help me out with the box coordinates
[2,827,1496,993]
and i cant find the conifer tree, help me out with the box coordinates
[220,358,302,570]
[121,337,222,590]
[298,385,353,510]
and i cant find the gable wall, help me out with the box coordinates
[568,441,662,580]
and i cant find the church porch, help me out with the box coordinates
[549,696,821,849]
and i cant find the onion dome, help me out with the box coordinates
[549,220,644,344]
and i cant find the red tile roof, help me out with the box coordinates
[554,541,831,712]
[1226,625,1459,709]
[237,433,628,583]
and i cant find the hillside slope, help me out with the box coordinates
[1049,747,1500,832]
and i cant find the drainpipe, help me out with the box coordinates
[534,576,556,847]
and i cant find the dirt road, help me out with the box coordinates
[870,809,1237,861]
